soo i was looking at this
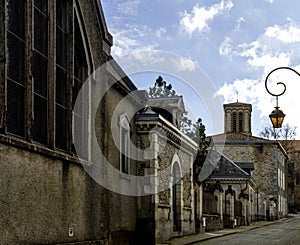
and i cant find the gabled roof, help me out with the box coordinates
[210,132,288,156]
[208,150,250,179]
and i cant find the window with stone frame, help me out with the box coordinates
[32,0,49,144]
[6,0,26,136]
[120,115,130,174]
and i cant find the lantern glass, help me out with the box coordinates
[269,107,285,128]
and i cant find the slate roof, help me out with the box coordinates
[208,150,250,179]
[236,162,255,175]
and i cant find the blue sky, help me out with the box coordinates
[101,0,300,137]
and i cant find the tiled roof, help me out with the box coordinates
[207,150,250,179]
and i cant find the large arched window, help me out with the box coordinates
[172,160,182,231]
[4,0,93,158]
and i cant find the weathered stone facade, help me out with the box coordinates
[135,106,197,243]
[0,1,199,244]
[0,1,142,244]
[281,140,300,212]
[212,102,289,221]
[203,151,255,230]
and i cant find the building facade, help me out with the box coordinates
[0,1,197,244]
[202,150,255,230]
[281,140,300,212]
[212,102,288,221]
[135,104,197,243]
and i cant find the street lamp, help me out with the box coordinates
[265,67,300,128]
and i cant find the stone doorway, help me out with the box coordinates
[172,162,182,231]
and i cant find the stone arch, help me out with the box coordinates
[224,185,235,227]
[72,4,94,161]
[171,155,182,232]
[74,1,94,73]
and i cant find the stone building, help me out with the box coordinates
[202,150,255,230]
[0,1,197,244]
[135,102,197,243]
[212,102,288,221]
[281,140,300,212]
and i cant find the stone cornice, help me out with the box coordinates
[135,114,198,153]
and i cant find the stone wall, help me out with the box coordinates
[215,142,288,220]
[0,143,138,244]
[292,152,300,210]
[135,116,197,243]
[203,215,223,231]
[0,1,141,243]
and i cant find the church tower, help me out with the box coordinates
[224,102,252,135]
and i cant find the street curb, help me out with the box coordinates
[160,216,296,245]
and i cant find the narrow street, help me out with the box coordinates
[196,215,300,245]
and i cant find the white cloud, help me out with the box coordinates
[217,67,300,138]
[219,36,233,57]
[156,27,167,39]
[111,28,158,57]
[173,57,197,72]
[217,19,300,137]
[117,0,140,16]
[179,0,234,36]
[234,17,245,32]
[219,20,300,72]
[217,78,263,104]
[247,53,291,71]
[265,20,300,43]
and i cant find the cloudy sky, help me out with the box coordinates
[101,0,300,137]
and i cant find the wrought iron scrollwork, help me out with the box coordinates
[265,66,300,97]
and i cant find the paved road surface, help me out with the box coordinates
[196,215,300,244]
